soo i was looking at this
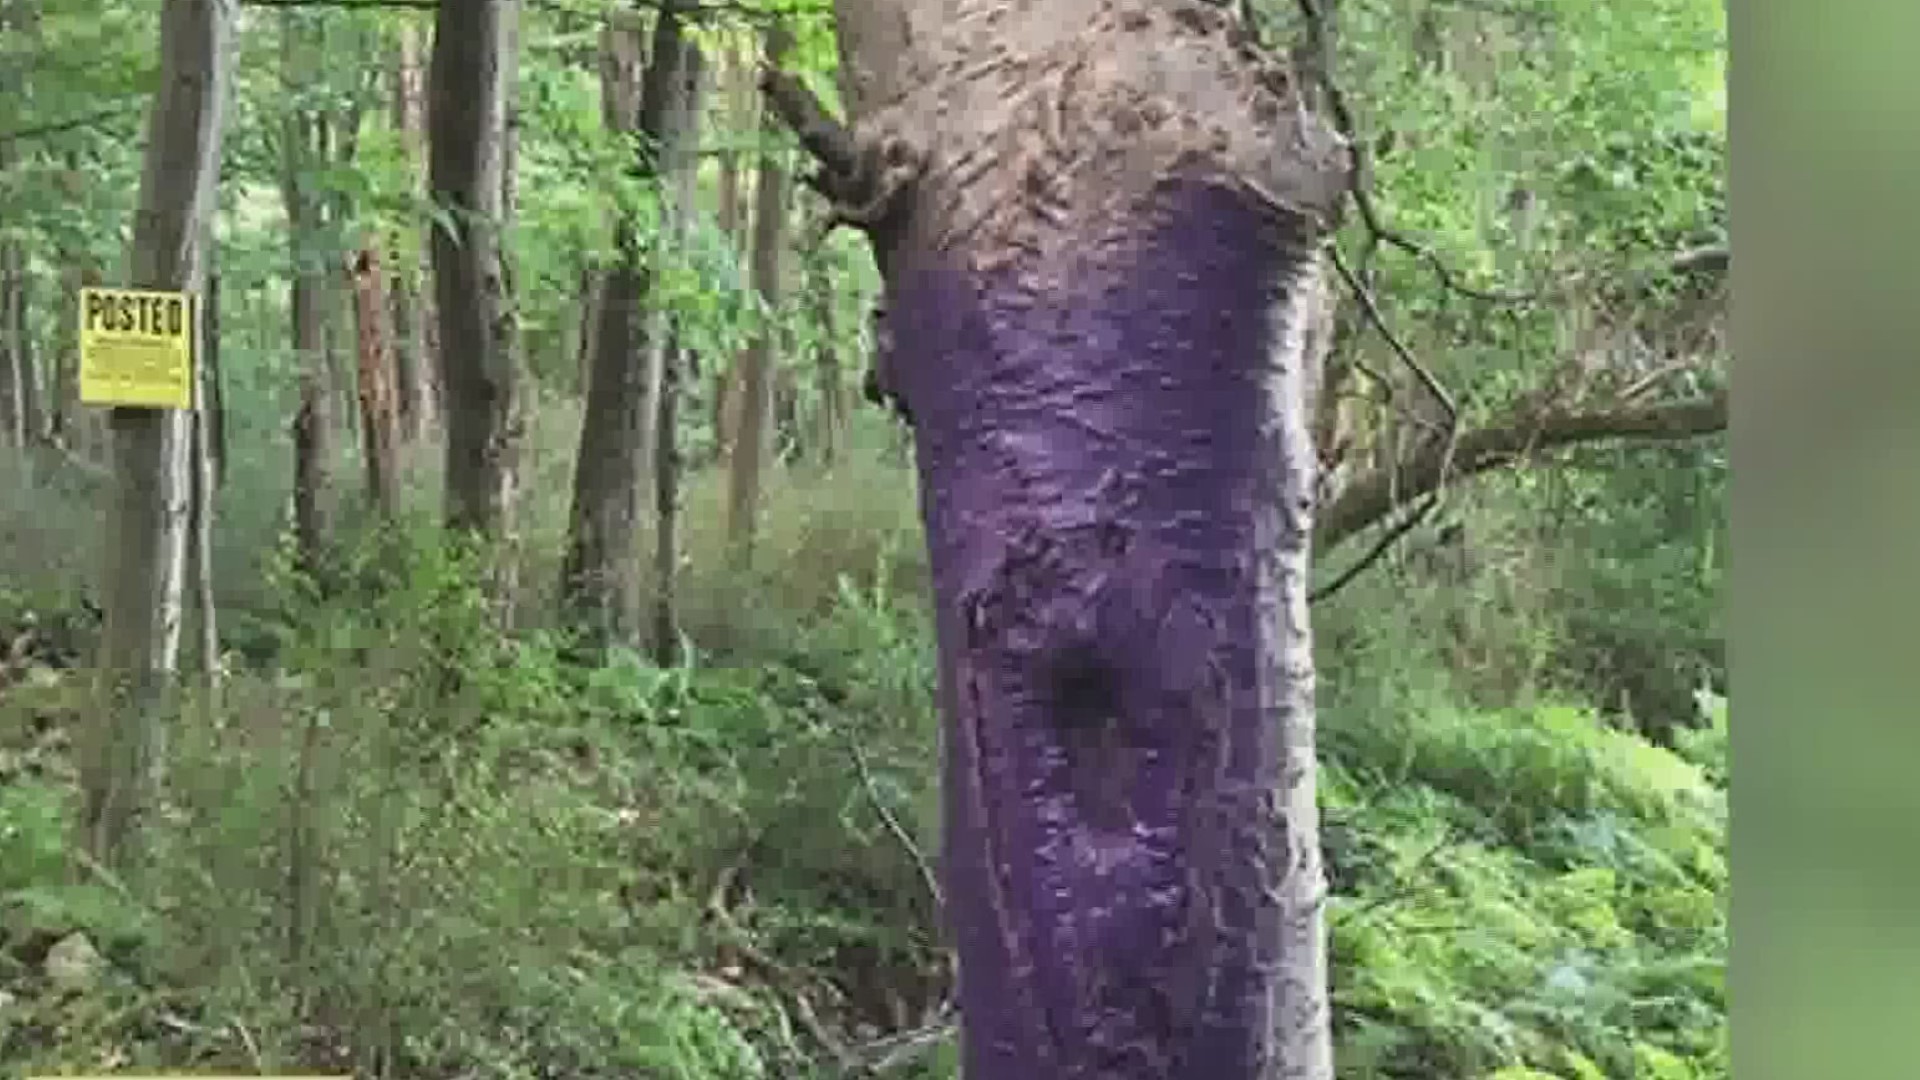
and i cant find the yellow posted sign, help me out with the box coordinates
[79,286,197,409]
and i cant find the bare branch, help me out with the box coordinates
[1310,491,1438,604]
[1295,0,1541,306]
[0,105,143,145]
[1317,388,1728,552]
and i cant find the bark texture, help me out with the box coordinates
[796,0,1348,1075]
[429,0,523,542]
[351,245,402,518]
[391,21,436,439]
[85,0,231,868]
[560,2,696,645]
[282,61,334,578]
[723,26,793,564]
[653,47,709,664]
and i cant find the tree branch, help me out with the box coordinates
[0,105,143,145]
[1317,388,1728,552]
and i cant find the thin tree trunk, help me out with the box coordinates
[430,0,523,554]
[351,245,402,518]
[0,242,19,448]
[49,263,79,444]
[0,0,20,449]
[315,112,358,448]
[206,271,227,489]
[560,1,696,646]
[808,238,845,467]
[282,30,334,578]
[84,0,231,872]
[710,40,751,460]
[391,20,436,439]
[190,269,220,685]
[14,261,40,444]
[764,1,1349,1074]
[723,26,791,566]
[650,42,707,665]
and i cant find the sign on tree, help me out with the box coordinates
[78,286,198,410]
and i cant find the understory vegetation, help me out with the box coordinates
[3,415,1725,1079]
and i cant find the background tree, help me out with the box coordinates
[560,0,699,647]
[80,0,231,870]
[429,0,524,569]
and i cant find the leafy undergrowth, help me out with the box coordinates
[0,531,1726,1080]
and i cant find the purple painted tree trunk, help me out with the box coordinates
[775,1,1350,1074]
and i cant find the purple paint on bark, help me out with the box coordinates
[882,176,1318,1078]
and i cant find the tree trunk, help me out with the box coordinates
[808,237,846,467]
[391,20,436,440]
[49,263,78,444]
[576,14,646,395]
[766,1,1349,1075]
[282,28,334,578]
[559,3,698,645]
[430,0,524,549]
[710,41,752,460]
[84,0,232,871]
[0,235,37,449]
[652,45,708,664]
[723,26,792,566]
[190,268,220,685]
[351,245,402,518]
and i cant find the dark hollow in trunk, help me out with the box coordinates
[886,177,1324,1078]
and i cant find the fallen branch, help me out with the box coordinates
[1317,388,1728,552]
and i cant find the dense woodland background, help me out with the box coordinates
[0,0,1726,1076]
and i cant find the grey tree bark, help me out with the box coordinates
[190,269,221,685]
[710,40,754,461]
[281,22,335,580]
[560,0,699,647]
[723,25,793,567]
[765,0,1349,1075]
[806,228,847,467]
[429,0,524,551]
[574,14,645,393]
[82,0,232,870]
[651,44,708,665]
[391,21,437,441]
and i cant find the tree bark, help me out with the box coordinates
[351,245,402,519]
[710,40,753,460]
[808,234,846,468]
[560,1,697,646]
[652,45,708,665]
[575,14,646,395]
[723,26,792,567]
[391,20,437,440]
[0,240,26,448]
[84,0,232,871]
[430,0,524,549]
[768,1,1350,1075]
[190,268,220,685]
[282,25,334,579]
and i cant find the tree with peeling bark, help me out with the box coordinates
[764,0,1350,1074]
[429,0,524,562]
[81,0,231,870]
